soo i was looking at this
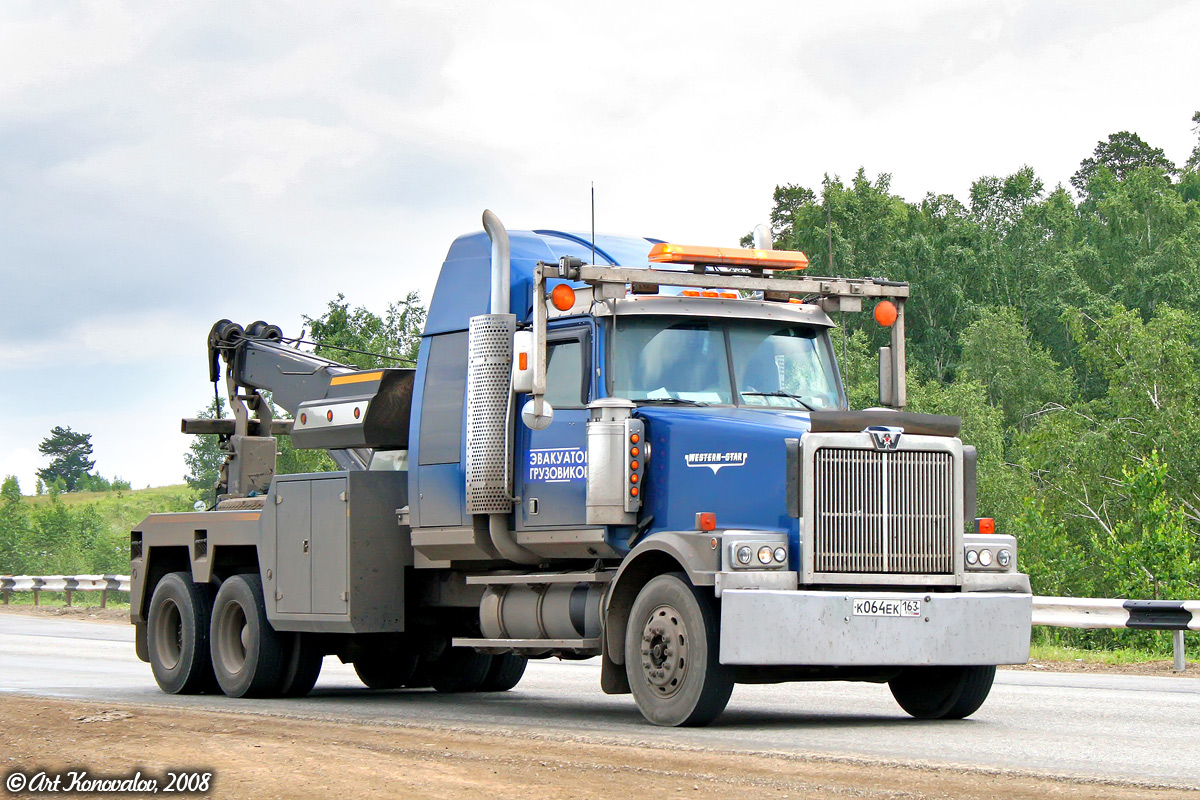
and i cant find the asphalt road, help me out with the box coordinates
[3,613,1198,789]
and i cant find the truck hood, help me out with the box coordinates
[633,404,814,537]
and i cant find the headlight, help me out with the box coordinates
[979,549,993,567]
[773,547,787,563]
[736,545,753,565]
[757,545,774,565]
[966,549,978,566]
[997,549,1011,568]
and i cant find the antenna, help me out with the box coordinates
[590,182,596,265]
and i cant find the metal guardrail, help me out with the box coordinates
[1,574,131,608]
[0,579,1192,670]
[1033,596,1196,672]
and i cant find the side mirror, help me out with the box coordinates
[878,346,894,407]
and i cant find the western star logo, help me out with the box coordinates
[527,447,587,483]
[684,451,748,474]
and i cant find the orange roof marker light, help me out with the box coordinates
[648,242,810,271]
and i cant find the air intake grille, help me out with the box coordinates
[465,314,515,514]
[812,448,954,574]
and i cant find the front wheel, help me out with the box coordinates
[624,573,733,727]
[889,665,996,720]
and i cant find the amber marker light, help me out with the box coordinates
[518,352,528,371]
[353,407,361,420]
[630,433,640,444]
[648,242,810,270]
[631,461,639,471]
[550,283,576,311]
[631,447,639,457]
[326,410,334,422]
[300,413,307,424]
[630,487,639,497]
[874,300,898,327]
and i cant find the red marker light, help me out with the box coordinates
[630,486,639,497]
[631,447,639,457]
[976,517,996,535]
[631,461,639,471]
[697,512,717,532]
[630,433,639,444]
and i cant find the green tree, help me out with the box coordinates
[1089,452,1197,601]
[36,426,96,492]
[303,291,426,369]
[0,476,30,574]
[1070,131,1178,197]
[184,397,226,493]
[957,307,1073,431]
[1184,110,1200,173]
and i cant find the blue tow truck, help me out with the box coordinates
[130,211,1031,726]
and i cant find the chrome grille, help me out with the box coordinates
[813,448,954,574]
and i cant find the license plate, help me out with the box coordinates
[852,598,922,617]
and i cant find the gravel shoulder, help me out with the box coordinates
[4,695,1195,800]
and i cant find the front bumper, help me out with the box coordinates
[719,589,1031,666]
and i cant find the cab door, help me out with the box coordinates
[515,326,591,529]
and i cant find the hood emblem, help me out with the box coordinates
[865,426,903,451]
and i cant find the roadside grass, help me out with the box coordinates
[1028,641,1168,665]
[2,591,130,609]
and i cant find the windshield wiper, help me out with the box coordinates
[638,397,707,406]
[740,391,817,412]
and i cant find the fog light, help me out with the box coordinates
[757,545,773,565]
[979,549,993,567]
[773,547,787,563]
[736,545,752,565]
[966,549,979,566]
[997,549,1011,568]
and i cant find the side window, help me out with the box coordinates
[544,338,586,408]
[417,332,468,465]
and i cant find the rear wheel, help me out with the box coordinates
[354,649,419,690]
[624,573,733,727]
[147,572,216,694]
[210,574,285,698]
[430,647,493,693]
[478,654,528,692]
[889,665,996,720]
[278,633,324,697]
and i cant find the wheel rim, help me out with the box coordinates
[638,603,690,699]
[216,601,249,675]
[152,598,183,670]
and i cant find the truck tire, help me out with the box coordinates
[478,654,527,692]
[354,650,419,690]
[430,647,493,693]
[278,633,324,697]
[889,665,996,720]
[147,572,217,694]
[624,573,734,727]
[210,574,285,698]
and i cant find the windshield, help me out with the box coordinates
[610,316,843,410]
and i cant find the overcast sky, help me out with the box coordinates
[1,0,1197,492]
